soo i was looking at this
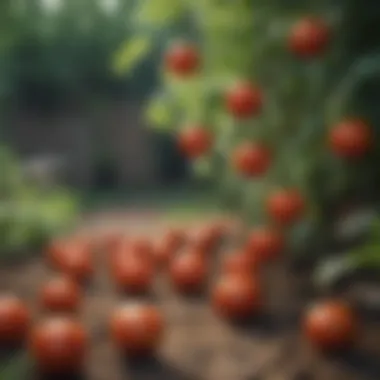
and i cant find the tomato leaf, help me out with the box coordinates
[112,36,152,76]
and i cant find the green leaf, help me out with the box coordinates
[112,36,152,76]
[145,95,175,131]
[192,156,213,179]
[313,256,355,290]
[134,0,185,27]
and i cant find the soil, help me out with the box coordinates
[1,211,380,380]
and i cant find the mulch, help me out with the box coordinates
[0,215,379,380]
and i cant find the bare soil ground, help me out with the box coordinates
[1,211,380,380]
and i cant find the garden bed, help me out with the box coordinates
[0,212,379,380]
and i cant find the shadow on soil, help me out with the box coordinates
[330,348,380,379]
[122,354,194,380]
[231,310,300,338]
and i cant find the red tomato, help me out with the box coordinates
[289,17,330,58]
[233,142,271,177]
[303,300,357,350]
[58,245,93,282]
[177,126,213,159]
[153,229,184,268]
[126,237,153,260]
[164,228,186,251]
[266,189,305,225]
[221,250,259,276]
[39,276,82,313]
[0,295,30,345]
[111,254,155,294]
[164,42,200,76]
[190,225,221,253]
[245,227,284,262]
[103,232,125,253]
[329,119,372,158]
[110,304,164,356]
[211,274,262,320]
[225,81,263,118]
[29,317,87,373]
[169,250,208,294]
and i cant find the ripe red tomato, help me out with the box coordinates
[0,295,30,345]
[110,304,164,356]
[245,227,284,262]
[190,224,221,253]
[164,228,186,251]
[225,81,263,118]
[29,317,87,373]
[266,189,305,225]
[39,276,82,313]
[153,229,184,268]
[165,42,200,76]
[233,142,271,177]
[102,232,125,253]
[303,300,357,350]
[169,250,208,294]
[329,119,372,158]
[177,126,213,159]
[111,254,155,294]
[127,237,153,260]
[289,17,330,58]
[221,250,259,276]
[211,274,262,320]
[58,245,93,282]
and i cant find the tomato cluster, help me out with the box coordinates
[0,217,361,376]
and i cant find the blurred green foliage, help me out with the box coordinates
[0,145,79,261]
[0,0,160,111]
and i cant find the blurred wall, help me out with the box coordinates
[4,101,158,190]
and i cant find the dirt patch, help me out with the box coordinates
[1,215,380,380]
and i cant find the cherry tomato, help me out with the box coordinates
[102,232,125,253]
[153,229,184,268]
[245,227,284,262]
[163,228,186,251]
[233,142,271,177]
[128,237,153,260]
[190,224,221,253]
[164,42,200,76]
[289,17,330,58]
[29,317,87,373]
[39,276,82,313]
[58,244,93,282]
[177,126,213,159]
[266,189,305,225]
[211,274,262,320]
[303,300,357,350]
[329,119,372,158]
[110,304,164,356]
[111,254,155,294]
[169,250,208,294]
[225,81,263,119]
[221,250,259,276]
[0,295,30,345]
